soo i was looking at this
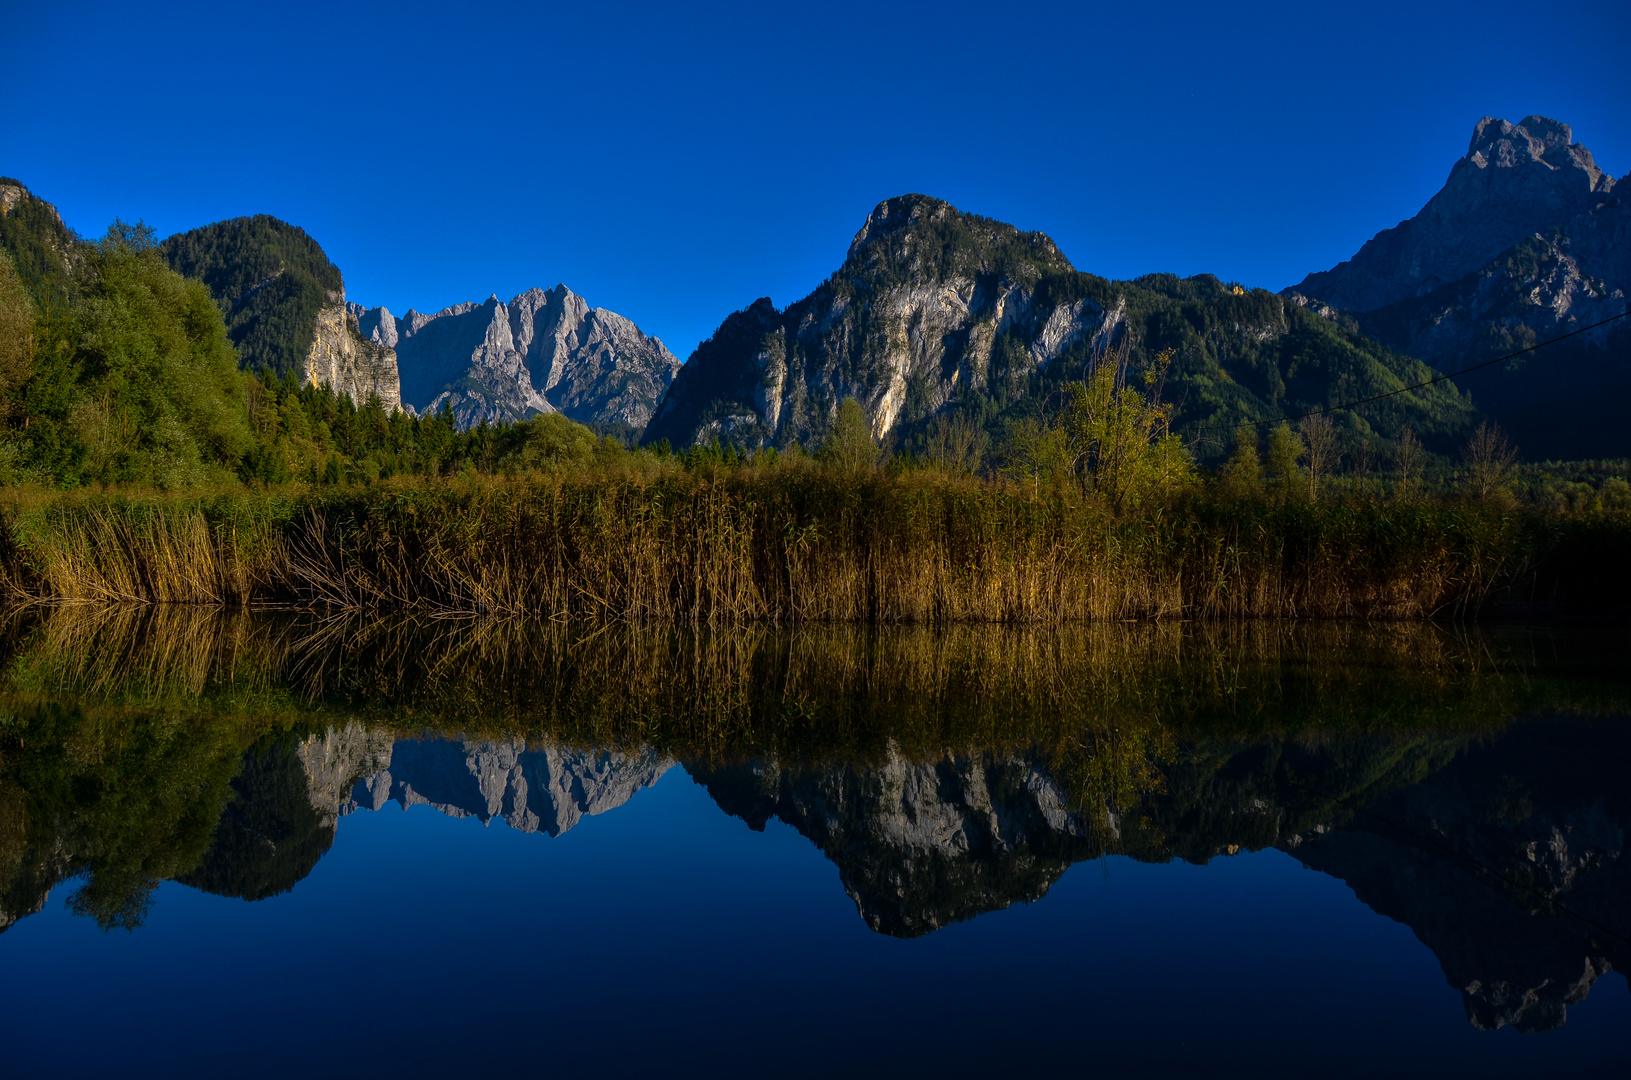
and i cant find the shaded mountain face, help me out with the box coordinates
[0,178,79,313]
[1290,117,1630,458]
[178,730,376,902]
[356,285,681,430]
[1284,721,1631,1033]
[645,194,1475,458]
[1296,117,1616,313]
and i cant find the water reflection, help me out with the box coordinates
[0,607,1626,1035]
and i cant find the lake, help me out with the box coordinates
[0,610,1626,1077]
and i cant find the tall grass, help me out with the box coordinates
[0,467,1621,619]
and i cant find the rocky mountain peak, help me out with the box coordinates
[1286,114,1631,458]
[360,283,681,429]
[1294,115,1618,314]
[844,193,1074,282]
[645,194,1102,450]
[1466,115,1609,191]
[847,193,947,253]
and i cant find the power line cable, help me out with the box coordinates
[1191,307,1629,433]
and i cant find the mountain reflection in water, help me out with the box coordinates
[0,608,1626,1044]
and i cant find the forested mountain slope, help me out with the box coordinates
[646,194,1474,462]
[160,215,343,380]
[0,178,79,315]
[161,216,404,412]
[0,182,253,486]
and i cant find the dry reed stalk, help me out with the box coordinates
[0,473,1566,621]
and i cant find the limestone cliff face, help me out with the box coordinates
[1,182,36,219]
[302,290,408,413]
[356,284,681,430]
[645,194,1105,449]
[1295,116,1619,313]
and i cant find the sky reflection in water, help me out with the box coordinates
[0,612,1626,1077]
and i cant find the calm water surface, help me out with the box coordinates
[0,612,1626,1077]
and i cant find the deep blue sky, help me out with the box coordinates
[3,0,1627,358]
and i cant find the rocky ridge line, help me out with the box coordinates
[354,284,681,430]
[1288,114,1630,458]
[1294,115,1619,314]
[644,194,1106,450]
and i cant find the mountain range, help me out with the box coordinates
[642,194,1474,459]
[152,216,682,430]
[648,114,1625,461]
[352,286,681,429]
[4,112,1625,459]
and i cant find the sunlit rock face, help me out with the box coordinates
[302,289,408,413]
[644,194,1107,451]
[344,738,674,837]
[354,285,681,430]
[692,750,1110,937]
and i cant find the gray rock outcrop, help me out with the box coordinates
[645,194,1108,449]
[0,182,30,218]
[303,289,409,413]
[294,723,397,826]
[355,285,681,430]
[1287,115,1629,458]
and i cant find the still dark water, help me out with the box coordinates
[0,611,1626,1077]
